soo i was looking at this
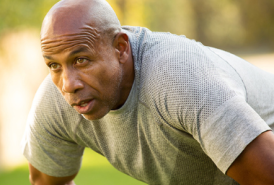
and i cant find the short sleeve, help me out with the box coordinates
[198,96,271,173]
[144,40,272,175]
[21,75,85,177]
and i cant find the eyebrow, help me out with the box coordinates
[43,55,53,60]
[68,46,90,57]
[43,46,90,60]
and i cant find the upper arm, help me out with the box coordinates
[227,130,274,185]
[29,163,77,185]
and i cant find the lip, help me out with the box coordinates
[73,99,95,114]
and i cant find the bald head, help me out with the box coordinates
[40,0,134,121]
[41,0,121,52]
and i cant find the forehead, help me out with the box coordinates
[41,26,100,56]
[41,1,103,56]
[41,1,92,37]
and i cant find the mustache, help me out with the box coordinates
[62,92,95,106]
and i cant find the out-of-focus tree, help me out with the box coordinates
[1,0,274,51]
[0,0,58,31]
[146,0,195,38]
[0,0,58,169]
[111,0,149,27]
[112,0,274,51]
[189,0,245,49]
[236,0,274,50]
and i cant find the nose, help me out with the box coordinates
[62,69,84,94]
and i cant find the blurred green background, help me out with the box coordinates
[0,0,274,184]
[1,0,274,51]
[0,149,146,184]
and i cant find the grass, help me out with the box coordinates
[0,149,146,185]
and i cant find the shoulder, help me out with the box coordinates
[124,26,201,63]
[137,37,247,131]
[28,75,82,137]
[138,35,238,102]
[23,76,85,177]
[31,75,71,118]
[32,74,61,108]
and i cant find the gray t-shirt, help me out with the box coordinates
[22,26,274,185]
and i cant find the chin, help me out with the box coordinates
[81,111,109,121]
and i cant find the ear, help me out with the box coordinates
[113,33,130,64]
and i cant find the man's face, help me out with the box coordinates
[42,30,124,120]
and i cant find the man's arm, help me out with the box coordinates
[28,163,78,185]
[227,130,274,185]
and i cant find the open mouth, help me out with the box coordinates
[73,99,94,114]
[79,100,89,107]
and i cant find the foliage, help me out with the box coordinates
[1,0,274,50]
[0,0,58,31]
[114,0,274,50]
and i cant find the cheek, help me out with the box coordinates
[81,63,108,85]
[101,65,123,93]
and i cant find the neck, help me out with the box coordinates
[113,43,135,110]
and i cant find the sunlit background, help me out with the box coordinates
[0,0,274,184]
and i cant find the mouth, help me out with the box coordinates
[72,99,94,114]
[79,101,89,107]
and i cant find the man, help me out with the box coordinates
[22,0,274,184]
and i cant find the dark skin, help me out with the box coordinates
[41,0,134,121]
[30,0,274,184]
[28,163,77,185]
[227,130,274,185]
[42,31,134,120]
[30,0,134,184]
[30,30,134,184]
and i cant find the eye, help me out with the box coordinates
[49,63,61,71]
[76,58,88,65]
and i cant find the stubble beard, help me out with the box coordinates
[82,66,124,121]
[106,66,124,111]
